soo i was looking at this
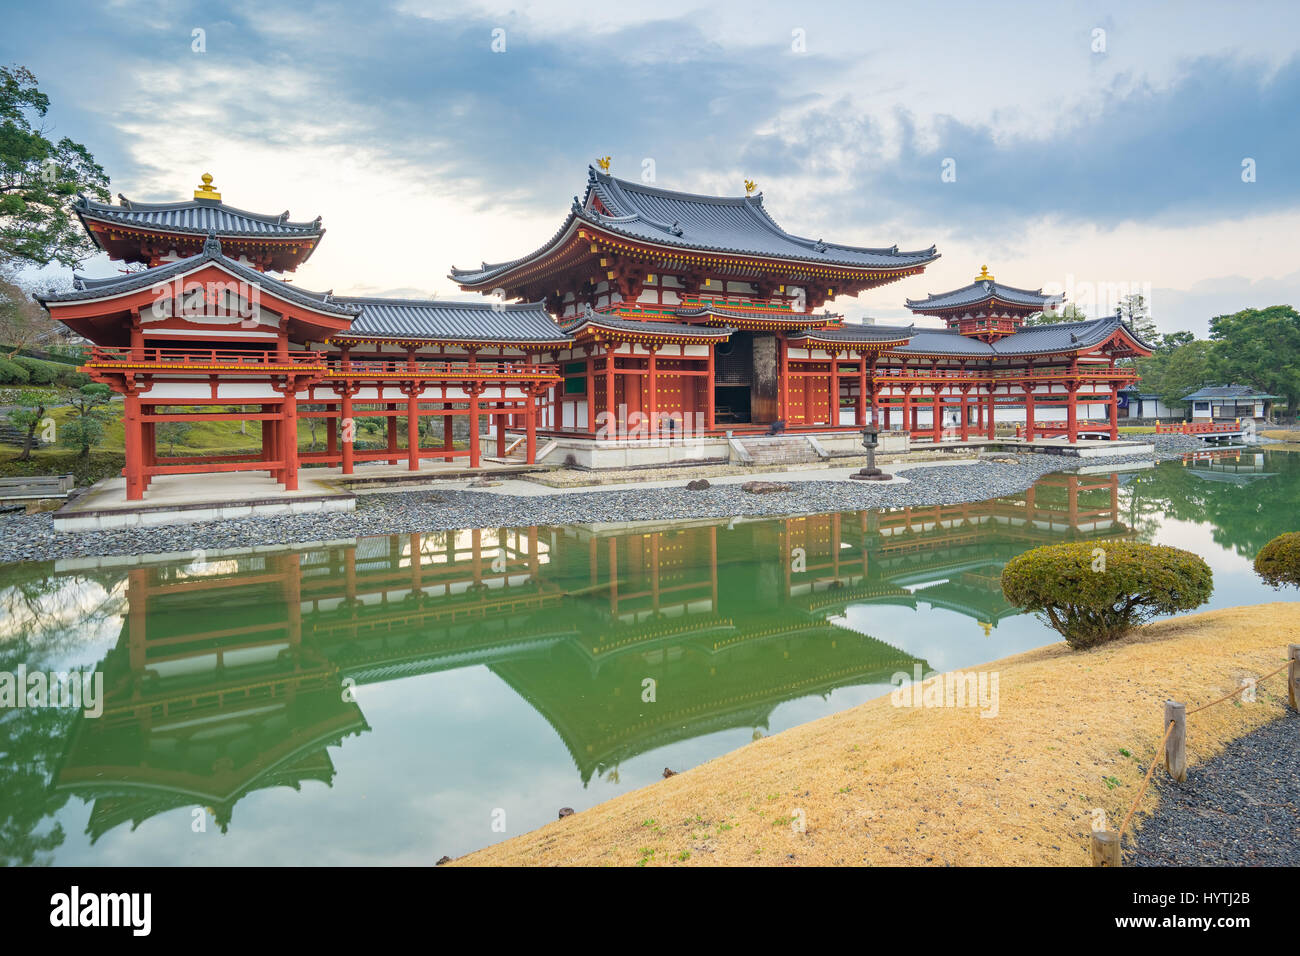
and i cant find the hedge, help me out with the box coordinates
[1001,540,1213,649]
[1254,532,1300,589]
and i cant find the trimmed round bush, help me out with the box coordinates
[1001,541,1213,649]
[0,357,30,385]
[13,356,58,385]
[1254,532,1300,589]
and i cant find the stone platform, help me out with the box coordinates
[51,459,544,531]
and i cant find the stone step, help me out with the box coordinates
[737,436,819,465]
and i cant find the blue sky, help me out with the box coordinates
[7,0,1299,332]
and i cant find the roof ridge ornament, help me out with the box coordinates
[194,172,221,201]
[596,156,611,173]
[670,219,683,236]
[744,178,757,196]
[976,264,994,282]
[203,230,222,257]
[815,238,827,253]
[116,192,132,209]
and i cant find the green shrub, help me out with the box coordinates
[1001,541,1213,649]
[0,357,30,385]
[1254,532,1300,589]
[12,356,59,385]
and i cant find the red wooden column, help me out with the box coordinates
[405,392,420,471]
[931,389,942,443]
[338,346,355,474]
[959,386,970,441]
[341,389,355,474]
[406,348,421,470]
[646,345,659,435]
[282,390,299,491]
[986,388,996,439]
[604,346,616,438]
[828,349,839,427]
[496,409,507,456]
[1066,383,1079,443]
[778,334,789,422]
[856,353,868,426]
[901,386,913,437]
[525,386,538,463]
[1023,386,1036,441]
[443,413,455,462]
[584,348,595,435]
[327,415,338,459]
[123,389,144,500]
[468,385,482,468]
[704,343,716,433]
[1109,386,1119,439]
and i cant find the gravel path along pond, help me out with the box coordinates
[0,436,1209,565]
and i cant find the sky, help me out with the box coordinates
[6,0,1299,334]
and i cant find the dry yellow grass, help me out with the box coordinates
[1262,428,1300,451]
[456,603,1299,866]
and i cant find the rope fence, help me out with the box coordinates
[1090,643,1299,867]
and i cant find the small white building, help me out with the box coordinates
[1180,385,1276,422]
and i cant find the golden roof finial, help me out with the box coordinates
[596,156,611,173]
[194,172,221,200]
[976,264,994,282]
[744,178,757,196]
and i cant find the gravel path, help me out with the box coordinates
[1130,710,1299,866]
[0,435,1208,565]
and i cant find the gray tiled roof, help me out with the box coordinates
[674,305,839,323]
[894,315,1150,357]
[451,166,939,285]
[74,194,323,238]
[894,329,996,356]
[1181,384,1278,401]
[561,313,734,338]
[334,298,571,344]
[906,279,1062,313]
[37,235,359,316]
[990,316,1140,355]
[787,324,915,344]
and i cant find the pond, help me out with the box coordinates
[1,448,1295,865]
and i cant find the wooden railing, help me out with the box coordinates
[87,346,324,368]
[330,359,560,379]
[1155,420,1242,435]
[85,348,561,381]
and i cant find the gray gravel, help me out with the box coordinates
[0,435,1210,565]
[1130,710,1299,866]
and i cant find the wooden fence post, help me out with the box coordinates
[1289,645,1299,713]
[1091,829,1121,867]
[1164,700,1187,782]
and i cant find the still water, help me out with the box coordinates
[2,449,1295,865]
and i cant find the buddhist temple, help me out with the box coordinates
[40,167,1154,502]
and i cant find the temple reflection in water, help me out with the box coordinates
[54,472,1131,839]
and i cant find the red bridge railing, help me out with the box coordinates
[1155,420,1242,435]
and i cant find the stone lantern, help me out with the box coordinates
[850,422,889,481]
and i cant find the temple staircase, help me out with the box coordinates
[734,435,820,466]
